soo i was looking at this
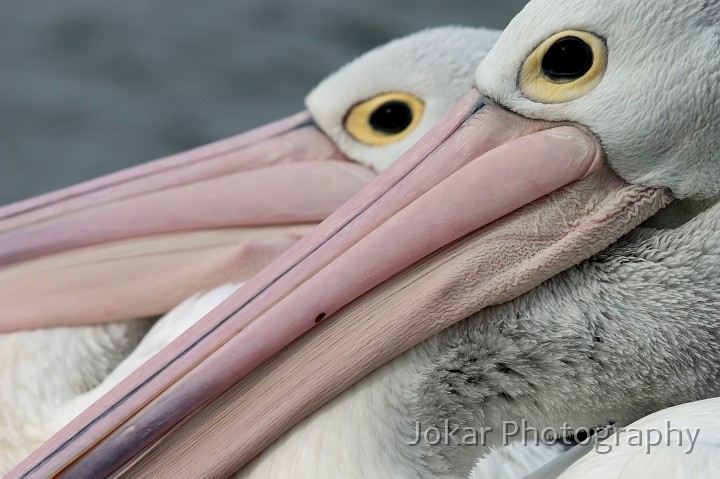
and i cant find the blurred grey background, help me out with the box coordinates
[0,0,528,204]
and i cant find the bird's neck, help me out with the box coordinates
[406,194,720,477]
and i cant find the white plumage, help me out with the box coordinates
[527,399,720,479]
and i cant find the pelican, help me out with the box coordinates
[0,26,498,331]
[8,0,720,477]
[0,26,538,474]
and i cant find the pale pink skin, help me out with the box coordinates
[7,90,611,479]
[0,113,377,332]
[0,158,371,266]
[0,228,311,331]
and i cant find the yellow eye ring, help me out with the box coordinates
[344,92,425,146]
[520,30,607,104]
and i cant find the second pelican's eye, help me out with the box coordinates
[344,92,424,146]
[520,30,607,104]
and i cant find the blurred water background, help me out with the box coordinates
[0,0,528,204]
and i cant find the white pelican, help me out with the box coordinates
[8,0,720,477]
[2,26,557,475]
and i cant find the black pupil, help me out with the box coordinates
[541,36,594,81]
[368,101,413,134]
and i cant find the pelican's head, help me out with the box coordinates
[10,2,718,478]
[477,0,720,198]
[0,26,499,332]
[308,27,498,171]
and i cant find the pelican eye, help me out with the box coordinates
[520,30,607,104]
[369,101,413,134]
[344,92,425,146]
[542,37,593,82]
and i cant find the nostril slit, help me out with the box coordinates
[315,312,326,323]
[474,96,490,113]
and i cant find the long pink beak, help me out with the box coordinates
[7,90,671,478]
[0,112,376,332]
